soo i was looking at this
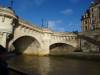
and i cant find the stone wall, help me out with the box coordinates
[79,31,100,53]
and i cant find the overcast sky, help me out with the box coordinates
[0,0,93,32]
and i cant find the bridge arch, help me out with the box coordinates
[49,42,76,55]
[9,35,41,55]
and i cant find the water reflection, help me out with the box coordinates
[8,55,50,75]
[8,55,100,75]
[37,57,50,75]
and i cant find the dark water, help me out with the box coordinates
[8,55,100,75]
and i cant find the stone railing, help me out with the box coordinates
[0,6,14,14]
[52,32,77,37]
[50,32,77,41]
[19,18,43,32]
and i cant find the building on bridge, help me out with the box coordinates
[81,0,100,32]
[0,6,79,55]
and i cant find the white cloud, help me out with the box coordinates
[48,21,56,28]
[66,22,81,31]
[48,20,65,32]
[61,9,73,15]
[48,20,62,28]
[57,28,65,32]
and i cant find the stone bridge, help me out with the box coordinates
[0,6,79,55]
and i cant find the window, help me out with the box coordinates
[91,8,93,12]
[85,26,88,31]
[85,20,87,24]
[99,6,100,20]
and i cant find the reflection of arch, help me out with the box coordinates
[49,43,75,55]
[10,36,41,55]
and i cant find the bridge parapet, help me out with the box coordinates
[19,18,43,33]
[51,32,77,41]
[0,6,16,18]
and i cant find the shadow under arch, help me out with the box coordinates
[11,36,41,55]
[49,43,76,55]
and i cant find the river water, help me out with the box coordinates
[8,55,100,75]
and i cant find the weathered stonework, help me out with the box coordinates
[79,31,100,53]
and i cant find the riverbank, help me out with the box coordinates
[50,52,100,61]
[8,52,100,61]
[8,65,28,75]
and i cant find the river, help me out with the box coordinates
[8,55,100,75]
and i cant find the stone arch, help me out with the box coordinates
[49,42,76,55]
[9,35,41,55]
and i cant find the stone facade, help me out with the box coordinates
[0,6,16,47]
[0,6,79,55]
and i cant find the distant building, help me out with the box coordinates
[81,0,100,32]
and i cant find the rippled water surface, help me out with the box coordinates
[8,55,100,75]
